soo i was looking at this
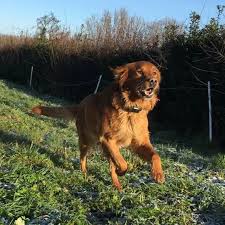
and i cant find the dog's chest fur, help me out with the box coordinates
[107,110,148,147]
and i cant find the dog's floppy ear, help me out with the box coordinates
[110,65,128,87]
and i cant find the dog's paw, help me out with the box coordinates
[116,167,128,176]
[151,154,165,183]
[152,169,165,184]
[113,181,122,192]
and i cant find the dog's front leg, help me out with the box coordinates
[102,147,123,191]
[133,143,165,183]
[101,139,128,176]
[109,158,122,191]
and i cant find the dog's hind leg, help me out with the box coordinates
[79,143,89,178]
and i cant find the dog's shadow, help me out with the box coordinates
[0,129,73,168]
[0,129,31,146]
[0,129,111,182]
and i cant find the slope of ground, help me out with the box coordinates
[0,80,225,225]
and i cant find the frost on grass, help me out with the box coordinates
[1,80,225,225]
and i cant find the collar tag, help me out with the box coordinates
[130,106,142,113]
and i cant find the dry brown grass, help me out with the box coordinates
[0,9,182,67]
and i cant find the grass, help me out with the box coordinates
[0,79,225,225]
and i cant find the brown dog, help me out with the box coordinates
[32,61,165,191]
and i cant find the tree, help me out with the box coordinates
[35,12,61,40]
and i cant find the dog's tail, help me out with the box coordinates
[31,105,78,120]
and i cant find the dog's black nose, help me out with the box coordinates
[150,79,157,86]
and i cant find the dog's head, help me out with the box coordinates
[112,61,161,101]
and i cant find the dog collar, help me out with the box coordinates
[127,106,142,113]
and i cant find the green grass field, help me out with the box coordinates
[0,80,225,225]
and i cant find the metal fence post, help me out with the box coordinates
[208,81,212,143]
[94,74,102,94]
[29,66,34,89]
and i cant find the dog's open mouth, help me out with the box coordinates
[141,88,154,98]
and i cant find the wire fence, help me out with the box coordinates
[29,66,225,95]
[1,64,224,143]
[30,66,111,96]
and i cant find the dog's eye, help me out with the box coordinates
[136,69,144,77]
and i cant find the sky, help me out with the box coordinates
[0,0,225,35]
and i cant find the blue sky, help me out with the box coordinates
[0,0,224,34]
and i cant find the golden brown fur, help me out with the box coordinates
[32,61,165,191]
